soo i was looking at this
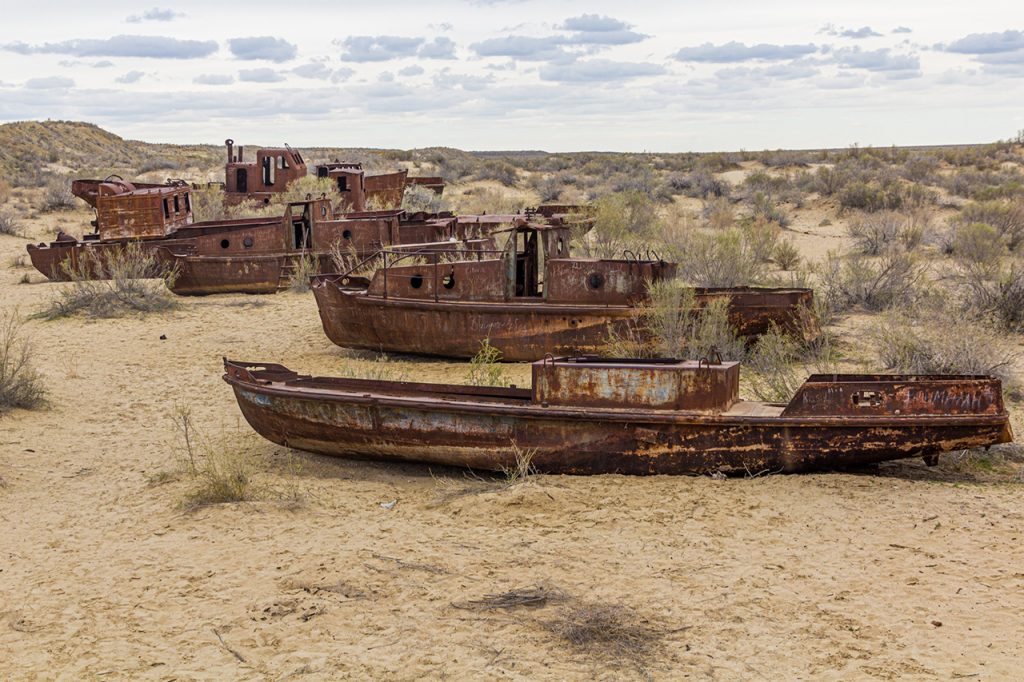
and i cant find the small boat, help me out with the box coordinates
[223,356,1013,475]
[311,222,817,361]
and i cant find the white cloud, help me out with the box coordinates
[338,36,424,62]
[228,36,297,63]
[4,35,217,59]
[126,8,184,23]
[238,68,285,83]
[115,70,145,84]
[673,42,817,62]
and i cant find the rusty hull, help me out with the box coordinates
[223,358,1013,476]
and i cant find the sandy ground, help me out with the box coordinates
[2,206,1024,681]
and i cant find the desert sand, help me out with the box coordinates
[2,205,1024,681]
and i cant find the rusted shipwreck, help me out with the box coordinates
[224,356,1013,475]
[223,139,444,208]
[26,177,461,295]
[311,222,815,360]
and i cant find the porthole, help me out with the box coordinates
[410,274,424,289]
[243,236,254,248]
[442,273,456,289]
[342,229,352,240]
[220,239,230,249]
[587,272,605,289]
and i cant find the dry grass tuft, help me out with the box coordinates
[501,442,537,485]
[41,243,178,319]
[0,310,46,413]
[287,251,319,293]
[171,402,258,509]
[466,338,510,387]
[0,211,24,237]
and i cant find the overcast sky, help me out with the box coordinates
[1,0,1023,151]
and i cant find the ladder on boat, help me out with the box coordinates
[276,255,298,292]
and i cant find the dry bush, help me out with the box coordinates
[41,176,76,212]
[466,338,510,386]
[172,403,256,509]
[745,325,802,402]
[744,219,781,263]
[189,186,227,223]
[288,252,319,293]
[42,243,178,319]
[956,200,1024,251]
[666,227,771,287]
[872,312,1018,386]
[269,176,342,210]
[773,238,801,270]
[950,258,1024,333]
[702,196,734,230]
[0,311,46,413]
[669,170,730,199]
[948,222,1004,272]
[847,210,930,255]
[402,185,449,213]
[474,159,519,186]
[609,280,745,360]
[0,178,11,204]
[578,190,660,259]
[838,179,905,212]
[0,210,24,237]
[750,192,790,227]
[818,250,926,313]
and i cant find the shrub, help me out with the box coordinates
[773,238,801,270]
[743,219,781,263]
[750,192,790,227]
[950,222,1004,270]
[189,186,227,223]
[670,171,730,199]
[952,259,1024,333]
[956,200,1024,251]
[668,227,770,287]
[818,250,926,313]
[451,187,528,215]
[466,339,510,386]
[872,312,1018,385]
[288,252,319,293]
[0,211,23,237]
[702,196,734,230]
[173,403,256,509]
[900,154,940,183]
[622,279,745,360]
[838,180,904,212]
[401,184,449,214]
[0,311,46,413]
[474,159,519,187]
[846,210,929,255]
[42,243,178,319]
[41,177,75,212]
[745,325,802,402]
[580,190,660,259]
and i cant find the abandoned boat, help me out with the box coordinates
[222,139,444,208]
[311,222,816,361]
[26,178,466,295]
[223,356,1013,475]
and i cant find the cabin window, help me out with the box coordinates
[557,237,565,255]
[342,229,352,240]
[173,195,180,214]
[220,239,230,249]
[852,390,882,407]
[337,176,348,192]
[442,273,456,289]
[410,274,424,289]
[277,155,288,170]
[321,204,328,218]
[243,236,254,248]
[587,272,605,290]
[184,193,192,213]
[262,156,275,186]
[163,198,170,220]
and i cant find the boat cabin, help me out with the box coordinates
[532,356,740,413]
[70,178,194,240]
[224,138,307,204]
[316,162,411,212]
[360,222,675,304]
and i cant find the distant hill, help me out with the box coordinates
[0,120,222,182]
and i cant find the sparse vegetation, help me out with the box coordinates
[0,210,24,237]
[466,338,510,386]
[288,252,319,293]
[41,243,178,319]
[172,402,256,509]
[0,311,46,413]
[41,176,75,212]
[818,250,926,313]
